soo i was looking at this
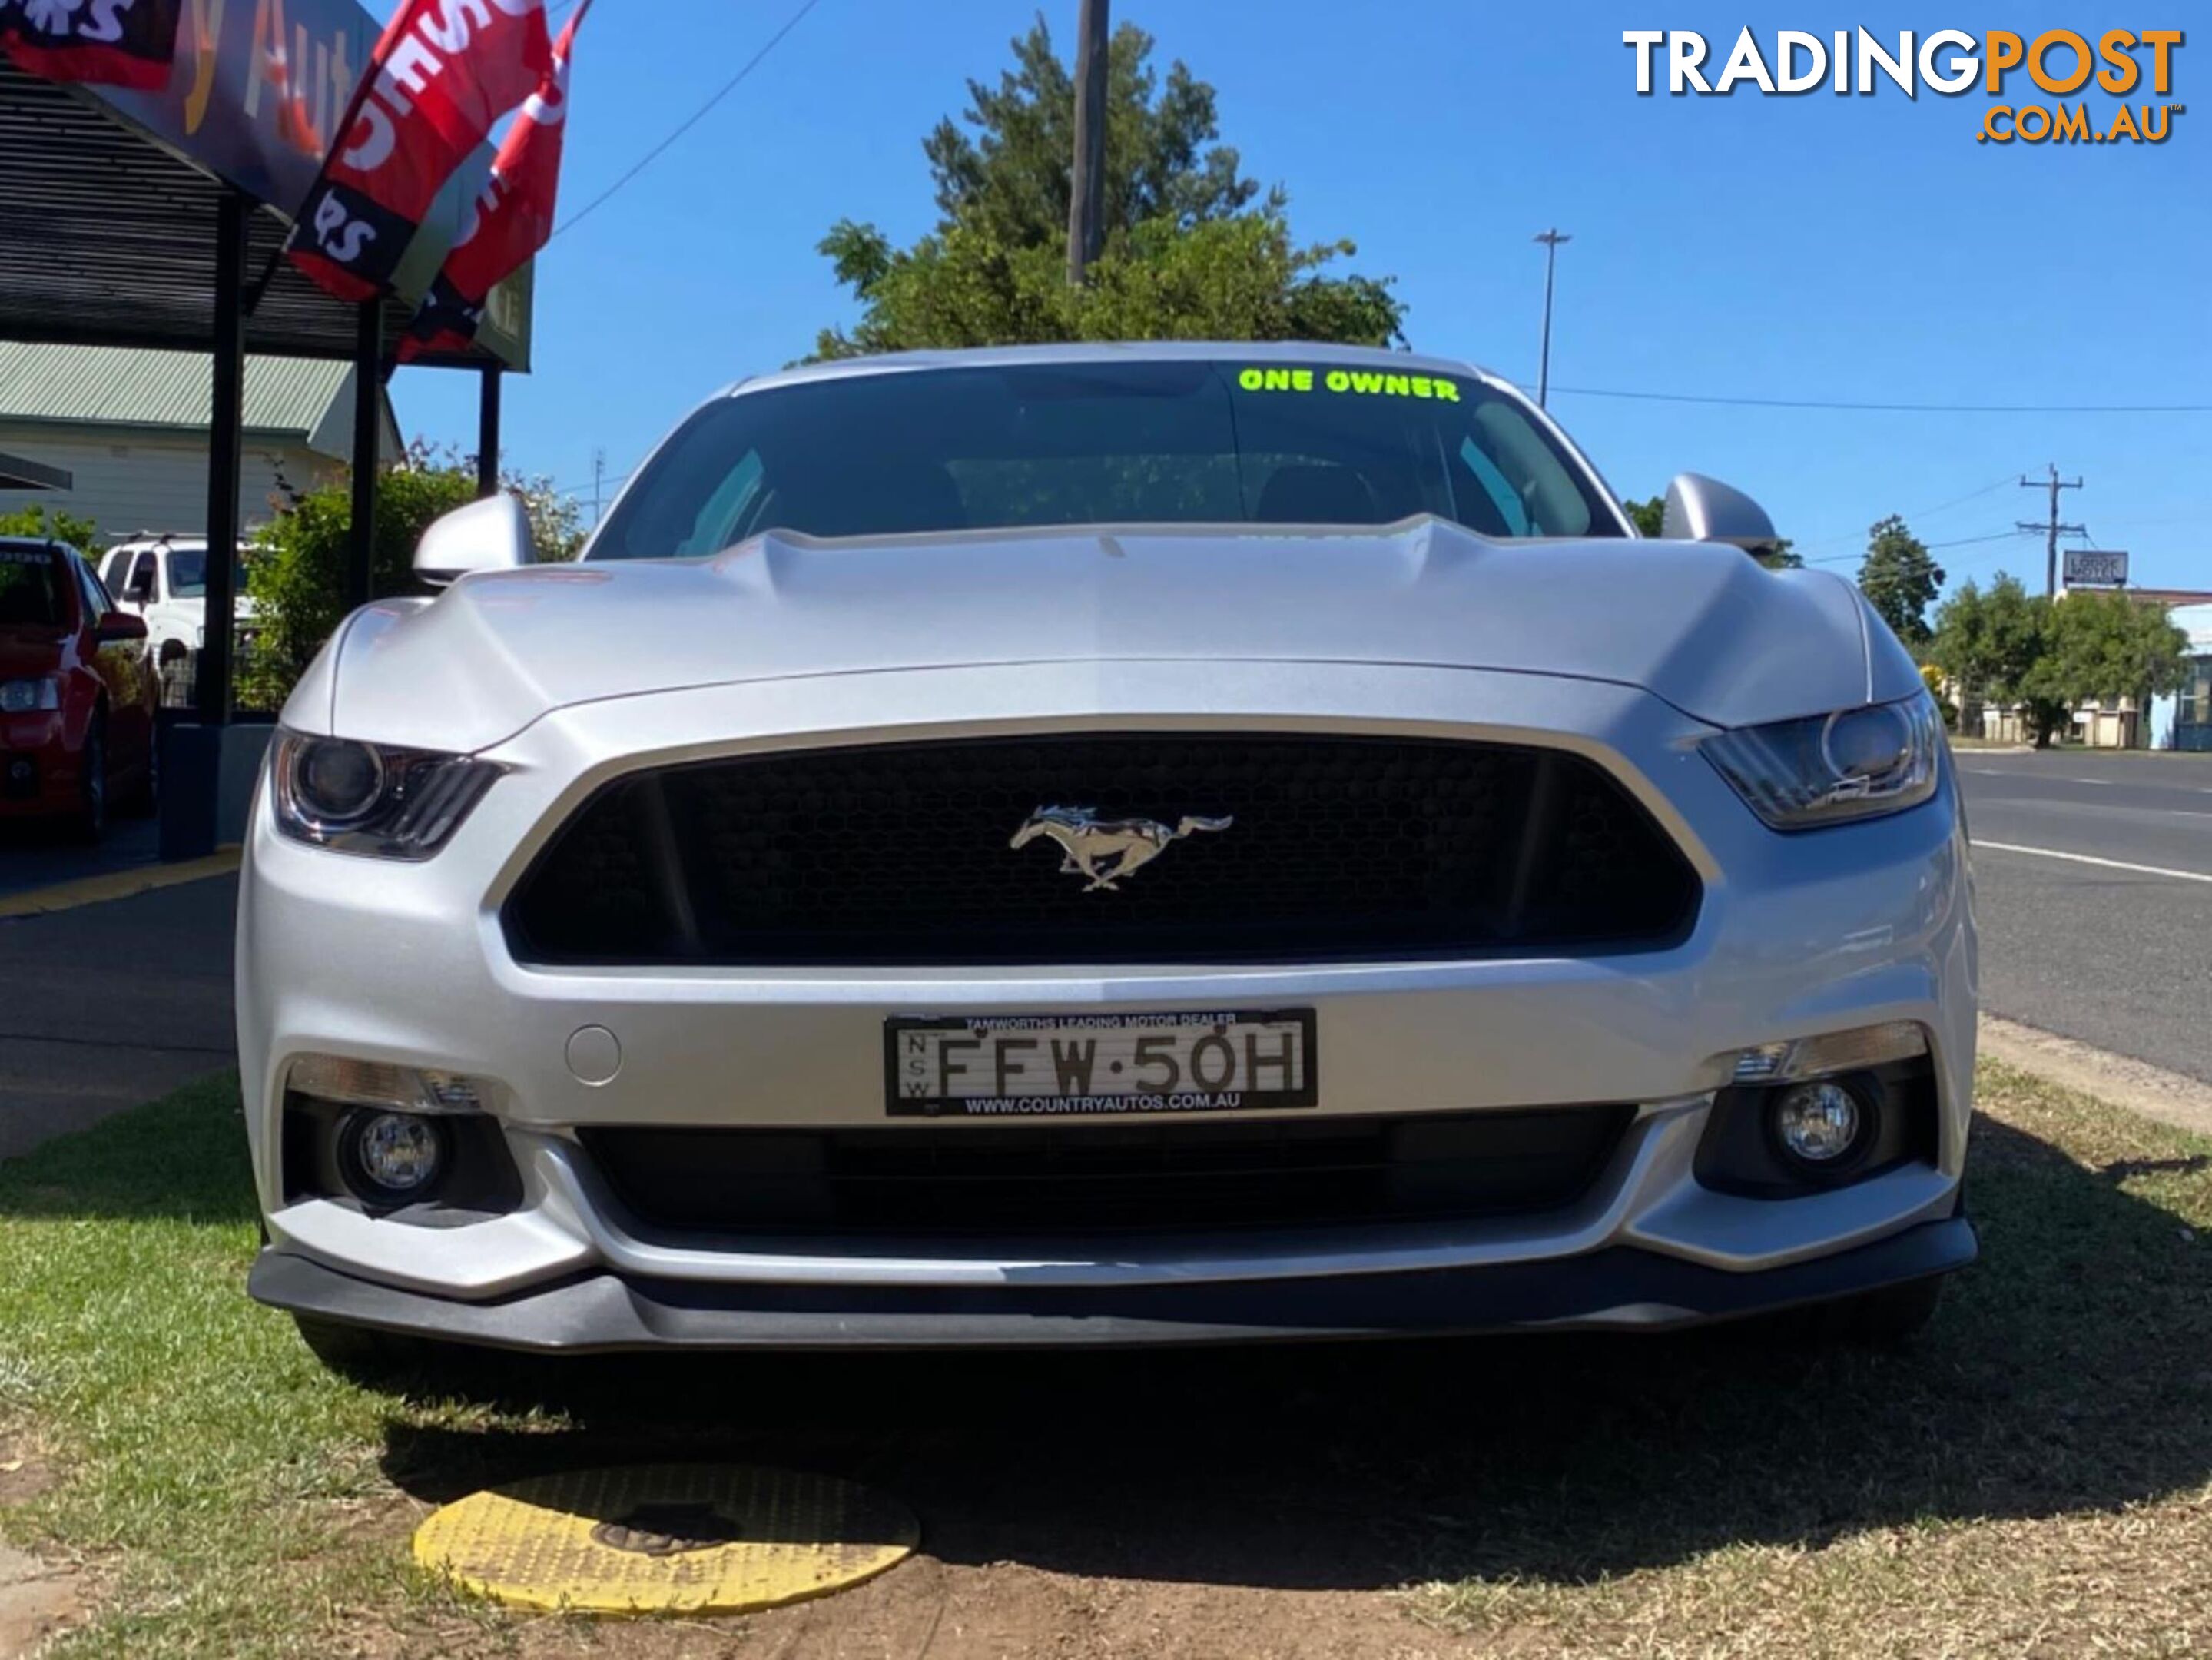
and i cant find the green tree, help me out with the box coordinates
[1930,576,1996,706]
[241,450,582,709]
[0,502,99,559]
[1935,573,2070,745]
[1620,493,1800,568]
[2044,589,2190,712]
[1935,578,2190,749]
[1857,516,1945,644]
[813,16,1402,358]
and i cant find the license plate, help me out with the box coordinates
[885,1011,1318,1117]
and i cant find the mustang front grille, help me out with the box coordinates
[503,732,1700,966]
[578,1106,1637,1237]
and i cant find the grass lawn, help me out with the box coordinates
[2,1064,2208,1657]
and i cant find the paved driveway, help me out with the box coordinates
[0,875,237,1160]
[0,817,164,900]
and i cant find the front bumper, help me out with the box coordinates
[250,1214,1976,1350]
[0,714,76,814]
[238,661,1979,1348]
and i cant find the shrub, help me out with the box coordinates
[0,503,99,559]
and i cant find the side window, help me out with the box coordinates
[128,551,159,603]
[675,450,767,556]
[1455,438,1530,537]
[101,549,131,593]
[87,562,119,616]
[74,556,111,624]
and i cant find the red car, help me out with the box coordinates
[1,536,158,840]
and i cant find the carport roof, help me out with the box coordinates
[0,448,71,490]
[0,60,505,366]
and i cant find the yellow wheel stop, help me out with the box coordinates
[413,1463,918,1615]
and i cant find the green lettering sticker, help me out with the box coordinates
[1234,367,1463,401]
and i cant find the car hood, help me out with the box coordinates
[300,520,1912,752]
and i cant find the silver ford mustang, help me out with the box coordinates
[239,342,1976,1366]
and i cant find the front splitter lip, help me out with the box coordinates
[248,1214,1976,1353]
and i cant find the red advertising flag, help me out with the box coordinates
[400,2,585,362]
[286,0,552,304]
[1,0,185,91]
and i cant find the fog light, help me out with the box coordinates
[1772,1081,1866,1166]
[341,1110,446,1203]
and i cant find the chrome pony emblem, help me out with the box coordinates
[1010,806,1233,892]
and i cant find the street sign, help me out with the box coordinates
[2064,549,2130,588]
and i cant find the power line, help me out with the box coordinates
[551,0,826,242]
[1806,527,2026,566]
[1548,384,2212,415]
[1793,476,2015,553]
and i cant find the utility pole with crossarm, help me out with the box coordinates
[2018,463,2084,596]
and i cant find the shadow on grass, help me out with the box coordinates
[367,1114,2212,1592]
[9,1079,2206,1592]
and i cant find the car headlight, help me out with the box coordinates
[0,678,60,714]
[1701,694,1942,830]
[270,728,502,859]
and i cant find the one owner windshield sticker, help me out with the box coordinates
[1235,367,1461,400]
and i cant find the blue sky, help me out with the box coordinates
[391,2,2208,596]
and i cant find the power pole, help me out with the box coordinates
[2018,463,2084,596]
[1066,0,1109,286]
[1533,228,1570,408]
[592,447,606,526]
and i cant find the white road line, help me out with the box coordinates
[1972,840,2212,885]
[2065,777,2114,787]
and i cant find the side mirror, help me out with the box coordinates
[97,611,148,643]
[1660,473,1782,556]
[124,574,154,603]
[413,493,536,589]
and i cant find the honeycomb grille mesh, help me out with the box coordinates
[504,733,1699,966]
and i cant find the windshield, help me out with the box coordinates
[0,544,68,629]
[166,548,248,600]
[590,360,1623,561]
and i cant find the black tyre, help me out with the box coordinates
[119,722,159,818]
[71,714,107,843]
[158,648,195,709]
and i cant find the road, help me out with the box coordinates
[1956,749,2212,1084]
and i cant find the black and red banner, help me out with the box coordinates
[286,0,551,304]
[400,2,582,360]
[1,0,184,91]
